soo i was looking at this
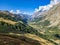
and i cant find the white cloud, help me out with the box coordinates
[10,10,14,14]
[34,0,60,12]
[16,10,22,14]
[9,10,30,15]
[10,10,22,14]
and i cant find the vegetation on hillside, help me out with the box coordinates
[0,10,60,45]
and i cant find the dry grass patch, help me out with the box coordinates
[23,33,55,45]
[49,30,54,33]
[0,18,17,25]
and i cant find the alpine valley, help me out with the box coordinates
[0,0,60,45]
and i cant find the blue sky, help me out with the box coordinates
[0,0,50,14]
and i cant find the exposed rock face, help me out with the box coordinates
[32,3,60,27]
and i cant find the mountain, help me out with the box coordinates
[9,10,32,23]
[32,0,60,20]
[0,10,29,23]
[0,2,60,45]
[0,10,56,45]
[29,3,60,45]
[16,13,32,23]
[32,3,60,27]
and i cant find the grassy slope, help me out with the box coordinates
[0,33,55,45]
[0,12,58,45]
[0,34,34,45]
[29,3,60,45]
[0,17,17,25]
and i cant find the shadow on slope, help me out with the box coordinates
[0,34,41,45]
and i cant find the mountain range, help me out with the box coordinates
[0,1,60,45]
[29,2,60,45]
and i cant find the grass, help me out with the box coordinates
[29,22,60,45]
[0,18,17,25]
[0,33,56,45]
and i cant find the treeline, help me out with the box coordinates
[0,21,38,34]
